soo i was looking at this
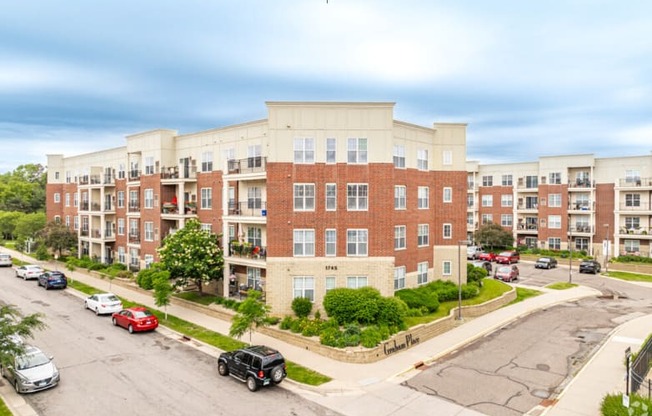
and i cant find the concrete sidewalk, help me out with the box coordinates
[3,250,650,415]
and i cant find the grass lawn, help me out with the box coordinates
[67,280,332,386]
[173,291,222,306]
[0,398,11,416]
[545,282,577,290]
[605,270,652,283]
[508,287,542,305]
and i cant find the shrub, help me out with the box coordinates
[376,297,408,328]
[300,319,322,337]
[461,284,480,299]
[291,297,313,318]
[342,323,361,347]
[136,263,168,290]
[280,316,294,330]
[323,287,383,325]
[290,317,305,333]
[360,326,383,348]
[395,288,439,313]
[264,316,280,326]
[601,393,652,415]
[319,326,341,347]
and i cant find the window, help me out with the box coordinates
[418,224,429,247]
[443,150,452,165]
[394,266,406,290]
[117,219,125,235]
[325,276,336,292]
[549,194,562,208]
[64,193,70,207]
[467,212,474,226]
[625,194,641,207]
[325,229,336,256]
[201,223,212,233]
[144,222,154,242]
[74,193,78,207]
[417,262,429,285]
[625,217,640,230]
[502,175,513,186]
[393,145,405,168]
[247,227,262,247]
[118,247,126,264]
[247,268,262,290]
[394,226,406,250]
[326,184,337,211]
[247,144,262,168]
[73,216,79,230]
[293,277,314,301]
[294,138,315,163]
[347,184,368,210]
[417,149,428,170]
[525,176,538,188]
[294,184,315,211]
[347,276,367,288]
[481,195,493,207]
[625,170,641,184]
[54,193,60,203]
[442,261,452,276]
[624,239,640,253]
[347,138,367,163]
[481,214,493,224]
[501,194,513,207]
[224,148,235,169]
[54,171,59,180]
[117,191,124,208]
[575,238,589,251]
[129,219,138,237]
[467,194,474,208]
[117,164,125,180]
[443,224,452,239]
[501,214,513,227]
[548,215,562,229]
[65,171,71,183]
[549,172,561,184]
[54,215,61,224]
[395,186,406,209]
[417,187,429,209]
[548,238,561,250]
[201,151,213,172]
[482,175,493,187]
[65,215,70,227]
[201,188,212,209]
[326,138,336,163]
[293,229,315,256]
[129,248,139,267]
[347,229,368,256]
[247,187,262,209]
[143,157,154,175]
[443,187,452,203]
[128,190,139,210]
[144,189,154,209]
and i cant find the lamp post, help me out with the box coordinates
[604,223,610,273]
[568,217,573,284]
[458,240,470,320]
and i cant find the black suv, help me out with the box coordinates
[217,345,286,391]
[579,260,601,274]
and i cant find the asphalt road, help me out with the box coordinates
[403,261,652,415]
[0,266,341,416]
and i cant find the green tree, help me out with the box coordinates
[229,290,270,342]
[0,164,46,213]
[153,270,173,320]
[0,211,23,240]
[14,212,46,242]
[0,305,47,367]
[157,219,224,295]
[40,221,78,257]
[474,223,514,250]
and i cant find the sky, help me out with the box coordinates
[1,0,651,173]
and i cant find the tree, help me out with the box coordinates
[474,223,514,250]
[0,164,46,213]
[157,219,224,295]
[229,290,270,343]
[0,211,23,240]
[153,271,173,320]
[0,305,47,367]
[40,221,78,257]
[14,212,46,243]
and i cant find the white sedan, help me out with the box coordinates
[84,293,123,315]
[14,265,45,280]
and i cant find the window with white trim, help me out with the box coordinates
[443,187,452,203]
[417,149,428,170]
[74,193,78,207]
[144,189,154,209]
[347,184,368,210]
[247,227,262,247]
[501,214,513,227]
[65,193,70,207]
[548,238,561,250]
[144,222,154,242]
[201,151,213,172]
[325,276,336,292]
[442,261,452,276]
[482,214,493,224]
[325,229,336,256]
[117,218,125,235]
[418,224,429,247]
[118,247,126,264]
[417,262,429,284]
[54,193,60,203]
[117,191,124,208]
[293,229,315,256]
[201,223,212,233]
[144,157,154,175]
[294,184,315,211]
[502,174,513,186]
[65,215,70,227]
[443,223,452,239]
[624,239,640,253]
[481,195,493,207]
[201,188,212,209]
[549,194,562,208]
[347,276,367,288]
[394,226,406,250]
[549,172,562,185]
[294,138,315,163]
[501,194,513,207]
[443,150,453,165]
[73,216,79,230]
[293,276,314,301]
[395,186,406,209]
[418,187,429,209]
[247,187,262,209]
[482,175,493,187]
[347,229,368,256]
[393,145,405,168]
[347,138,367,164]
[394,266,406,290]
[326,184,337,211]
[326,138,336,164]
[247,144,262,168]
[467,212,474,226]
[625,217,640,230]
[625,194,641,207]
[548,215,561,229]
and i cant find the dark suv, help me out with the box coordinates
[579,260,601,274]
[217,345,286,392]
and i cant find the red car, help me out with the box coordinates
[476,252,496,262]
[111,307,159,333]
[495,251,520,264]
[494,265,519,282]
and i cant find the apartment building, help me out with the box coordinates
[467,153,652,261]
[46,101,468,315]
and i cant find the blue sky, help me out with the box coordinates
[1,1,651,173]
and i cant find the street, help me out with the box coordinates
[0,266,341,416]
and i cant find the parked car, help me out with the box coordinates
[14,265,44,281]
[495,251,520,264]
[466,246,484,260]
[37,271,67,290]
[535,257,558,269]
[0,253,12,267]
[0,345,60,394]
[494,265,519,282]
[85,293,123,315]
[111,307,159,333]
[477,251,497,262]
[217,345,287,392]
[579,260,601,274]
[470,260,492,273]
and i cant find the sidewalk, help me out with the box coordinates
[2,249,650,415]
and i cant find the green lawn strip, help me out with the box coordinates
[508,287,542,305]
[67,281,331,386]
[545,282,577,290]
[605,270,652,283]
[172,291,221,306]
[0,398,12,416]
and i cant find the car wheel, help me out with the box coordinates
[217,362,229,376]
[95,307,100,316]
[112,317,118,326]
[14,379,21,394]
[271,366,284,384]
[128,324,134,334]
[84,301,89,310]
[246,376,259,392]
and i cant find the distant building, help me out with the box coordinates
[46,101,468,315]
[467,153,652,260]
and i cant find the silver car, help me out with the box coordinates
[1,345,60,393]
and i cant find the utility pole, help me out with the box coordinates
[604,223,610,273]
[568,216,573,284]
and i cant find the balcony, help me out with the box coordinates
[227,157,267,175]
[568,202,593,212]
[128,203,140,213]
[619,227,652,238]
[128,233,141,244]
[161,202,197,215]
[104,174,114,185]
[227,201,267,217]
[618,177,652,188]
[517,204,538,211]
[80,229,89,237]
[618,203,652,212]
[91,202,101,212]
[90,175,101,185]
[568,178,594,189]
[228,242,267,260]
[128,170,141,182]
[571,225,593,234]
[78,175,89,185]
[80,202,89,211]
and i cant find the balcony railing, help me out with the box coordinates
[568,202,592,211]
[80,202,89,211]
[228,201,267,217]
[129,170,141,181]
[568,179,594,188]
[228,243,267,259]
[128,233,141,244]
[619,177,652,187]
[91,229,101,238]
[619,203,652,211]
[80,229,89,237]
[619,227,652,236]
[161,203,197,215]
[517,224,539,231]
[517,204,539,210]
[571,225,593,233]
[91,202,101,211]
[78,175,89,185]
[227,157,267,174]
[90,175,101,185]
[128,203,140,213]
[104,203,113,211]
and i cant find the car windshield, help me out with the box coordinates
[539,258,550,262]
[498,252,512,256]
[26,266,42,271]
[133,310,153,318]
[16,351,50,370]
[102,295,120,302]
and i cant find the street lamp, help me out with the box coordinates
[604,223,610,273]
[568,216,573,284]
[458,240,471,320]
